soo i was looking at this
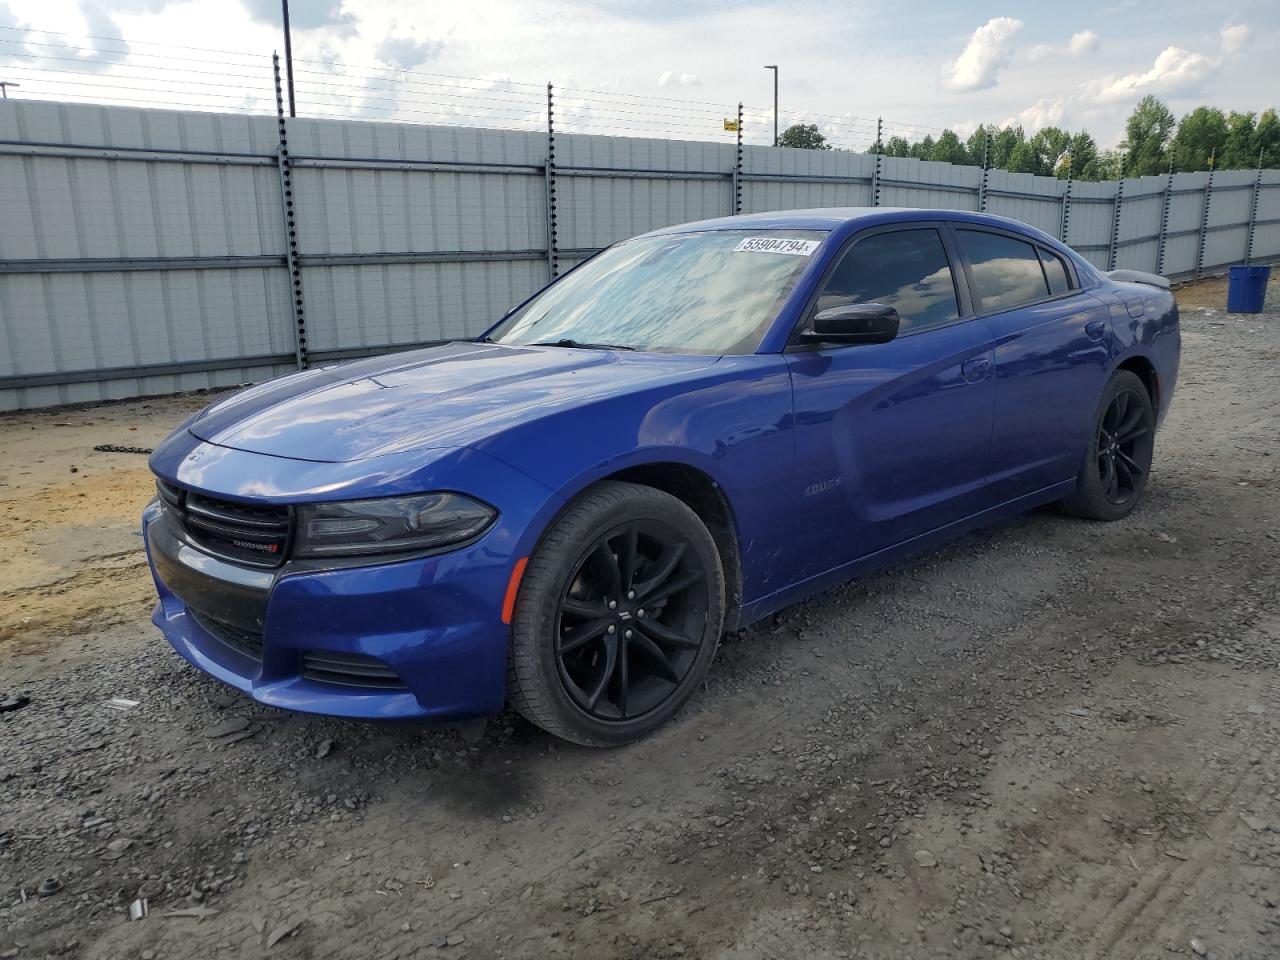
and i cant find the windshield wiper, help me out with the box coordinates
[529,338,636,351]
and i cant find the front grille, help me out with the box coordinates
[158,480,291,568]
[302,651,408,690]
[190,609,265,662]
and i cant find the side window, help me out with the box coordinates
[957,230,1050,313]
[1039,248,1071,295]
[816,228,960,335]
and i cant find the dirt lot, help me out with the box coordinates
[2,278,1279,960]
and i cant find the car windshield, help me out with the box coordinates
[487,229,829,354]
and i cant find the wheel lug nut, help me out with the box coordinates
[624,629,632,638]
[607,599,617,609]
[637,608,645,618]
[607,624,616,634]
[627,590,636,600]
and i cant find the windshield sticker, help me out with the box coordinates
[734,237,821,256]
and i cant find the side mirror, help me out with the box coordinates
[801,303,900,345]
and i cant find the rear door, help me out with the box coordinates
[784,224,997,580]
[953,228,1113,502]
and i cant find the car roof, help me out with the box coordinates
[641,207,1059,243]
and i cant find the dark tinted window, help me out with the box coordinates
[1040,248,1071,295]
[958,230,1049,312]
[817,228,959,335]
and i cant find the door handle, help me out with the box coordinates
[1085,318,1107,341]
[961,356,990,382]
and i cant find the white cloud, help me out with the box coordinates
[1220,22,1252,55]
[945,16,1023,91]
[375,35,444,70]
[1068,30,1099,57]
[240,0,352,31]
[1085,46,1217,101]
[657,70,699,87]
[1018,97,1069,131]
[1029,28,1098,62]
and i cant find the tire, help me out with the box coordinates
[1060,369,1157,521]
[507,481,725,746]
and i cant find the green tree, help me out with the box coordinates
[1030,127,1071,175]
[989,126,1026,169]
[930,129,969,165]
[1064,131,1099,179]
[965,125,991,166]
[1122,95,1176,175]
[1220,111,1258,169]
[1169,107,1228,172]
[1006,140,1043,174]
[1089,149,1125,181]
[910,134,936,160]
[778,123,830,150]
[884,135,912,157]
[1256,109,1280,168]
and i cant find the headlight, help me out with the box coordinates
[294,493,496,558]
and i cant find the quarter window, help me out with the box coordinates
[957,230,1050,313]
[1040,248,1071,295]
[815,228,960,335]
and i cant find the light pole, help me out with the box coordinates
[281,0,296,117]
[0,81,19,100]
[763,64,778,146]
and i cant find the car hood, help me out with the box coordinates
[188,341,720,462]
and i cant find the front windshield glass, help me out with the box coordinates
[487,229,829,354]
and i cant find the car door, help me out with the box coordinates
[952,228,1113,503]
[784,224,997,580]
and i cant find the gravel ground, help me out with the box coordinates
[1,278,1278,960]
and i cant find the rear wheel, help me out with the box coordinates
[507,482,725,746]
[1061,370,1156,521]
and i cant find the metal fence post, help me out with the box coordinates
[733,102,743,215]
[1057,150,1072,242]
[978,128,990,214]
[1156,170,1172,275]
[871,117,883,206]
[1195,167,1214,280]
[1107,175,1125,272]
[272,52,308,370]
[545,82,559,281]
[1245,152,1263,265]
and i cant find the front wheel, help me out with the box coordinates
[507,482,725,746]
[1061,369,1156,521]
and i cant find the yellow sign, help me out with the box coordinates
[723,119,740,132]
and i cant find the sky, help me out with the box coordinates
[0,0,1276,150]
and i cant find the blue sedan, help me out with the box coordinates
[144,208,1180,745]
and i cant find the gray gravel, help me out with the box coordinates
[2,293,1279,959]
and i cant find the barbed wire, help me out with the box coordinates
[0,26,939,145]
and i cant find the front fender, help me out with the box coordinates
[479,355,797,605]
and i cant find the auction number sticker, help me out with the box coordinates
[734,237,821,256]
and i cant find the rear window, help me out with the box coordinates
[1040,248,1071,295]
[957,230,1050,313]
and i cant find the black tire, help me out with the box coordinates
[506,481,725,746]
[1061,369,1156,521]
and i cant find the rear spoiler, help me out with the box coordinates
[1105,269,1171,290]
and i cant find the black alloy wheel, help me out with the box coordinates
[507,481,725,746]
[555,520,709,721]
[1061,369,1156,521]
[1096,384,1154,506]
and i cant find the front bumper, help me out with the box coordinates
[145,502,512,720]
[141,441,562,722]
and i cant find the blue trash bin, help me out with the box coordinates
[1227,265,1271,313]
